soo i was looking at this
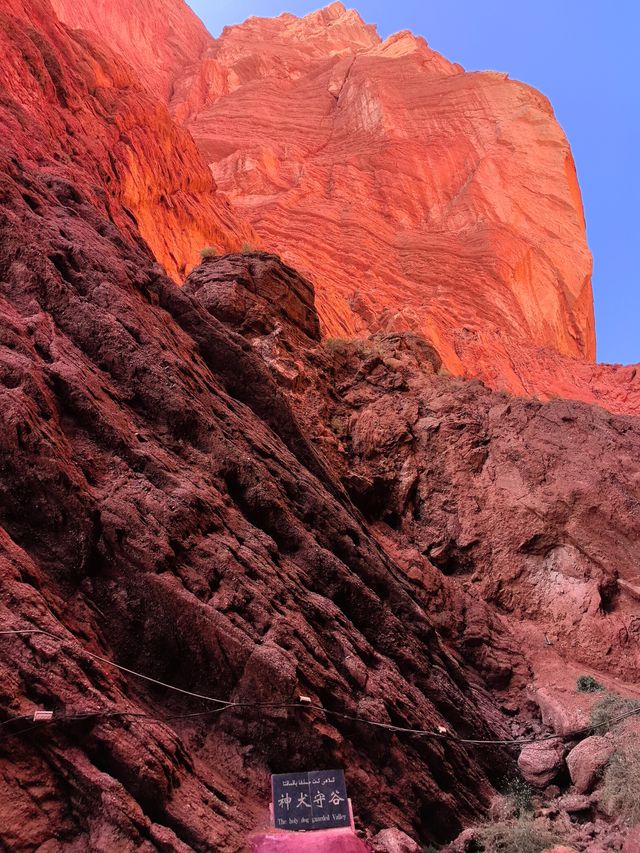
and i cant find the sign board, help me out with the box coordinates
[271,769,350,832]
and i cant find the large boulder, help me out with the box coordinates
[566,736,614,793]
[518,739,565,786]
[534,688,592,736]
[371,828,421,853]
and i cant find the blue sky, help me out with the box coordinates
[187,1,638,364]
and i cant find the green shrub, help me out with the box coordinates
[503,776,534,817]
[590,692,640,733]
[476,818,558,853]
[577,674,604,693]
[602,745,640,824]
[199,246,218,259]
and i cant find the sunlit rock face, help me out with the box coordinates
[48,0,640,411]
[181,5,596,371]
[1,7,519,844]
[49,0,212,101]
[25,0,253,282]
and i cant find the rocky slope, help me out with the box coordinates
[187,253,640,851]
[1,3,523,849]
[190,253,640,698]
[2,1,640,851]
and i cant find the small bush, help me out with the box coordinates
[590,692,640,733]
[602,745,640,824]
[325,337,350,352]
[503,776,534,817]
[200,246,218,259]
[476,818,558,853]
[577,674,604,693]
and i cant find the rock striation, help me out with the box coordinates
[5,0,253,284]
[50,0,640,413]
[1,5,522,849]
[190,4,595,367]
[2,1,640,850]
[49,0,213,102]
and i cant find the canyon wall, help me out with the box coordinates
[1,1,640,850]
[50,0,640,412]
[0,3,521,848]
[8,0,253,283]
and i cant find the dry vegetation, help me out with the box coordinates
[476,817,558,853]
[602,742,640,824]
[590,692,640,732]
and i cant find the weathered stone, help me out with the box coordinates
[534,688,592,737]
[371,828,421,853]
[622,825,640,853]
[50,0,640,414]
[557,793,592,813]
[518,740,565,787]
[566,737,614,793]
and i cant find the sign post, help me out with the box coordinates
[271,769,352,833]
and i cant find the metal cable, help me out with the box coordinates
[1,627,639,747]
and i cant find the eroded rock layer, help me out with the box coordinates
[190,254,640,689]
[3,0,253,284]
[2,1,640,851]
[50,0,640,413]
[190,5,595,370]
[1,3,524,849]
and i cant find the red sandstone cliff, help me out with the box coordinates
[49,0,212,101]
[50,0,640,413]
[2,1,640,850]
[1,3,522,847]
[5,0,253,283]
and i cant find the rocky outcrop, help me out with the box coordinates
[50,0,640,414]
[3,0,253,284]
[517,741,565,787]
[189,250,640,687]
[371,827,421,852]
[566,737,614,793]
[183,4,598,386]
[2,1,640,849]
[1,8,525,849]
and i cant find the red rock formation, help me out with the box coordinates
[186,252,640,847]
[51,0,640,413]
[49,0,212,101]
[4,0,253,284]
[1,4,527,849]
[3,1,640,850]
[187,4,595,375]
[194,255,640,690]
